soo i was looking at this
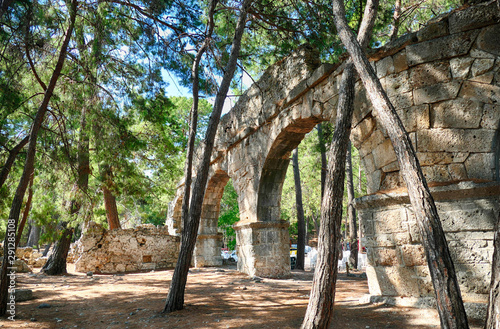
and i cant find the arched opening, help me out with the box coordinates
[257,117,322,222]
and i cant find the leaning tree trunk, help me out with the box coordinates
[41,227,73,275]
[331,0,469,327]
[346,142,358,269]
[293,147,306,271]
[0,135,29,190]
[26,219,40,247]
[164,0,250,313]
[43,101,91,275]
[485,215,500,328]
[0,0,76,316]
[301,0,378,327]
[15,170,34,248]
[177,0,217,257]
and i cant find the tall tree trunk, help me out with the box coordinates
[346,141,358,269]
[331,1,469,327]
[26,219,40,247]
[486,215,500,328]
[164,0,250,313]
[177,0,217,253]
[43,104,91,274]
[0,0,76,316]
[301,0,378,327]
[317,123,327,200]
[293,148,306,271]
[15,170,34,248]
[103,185,121,230]
[0,135,29,190]
[389,0,401,41]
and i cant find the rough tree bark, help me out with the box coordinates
[0,0,77,316]
[103,186,121,229]
[301,0,378,327]
[316,123,327,200]
[346,141,358,269]
[15,170,34,248]
[293,147,306,270]
[163,0,251,313]
[331,0,469,327]
[0,135,29,190]
[486,214,500,328]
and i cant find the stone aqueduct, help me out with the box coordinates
[166,2,500,310]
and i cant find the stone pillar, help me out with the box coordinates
[234,221,290,278]
[194,233,223,267]
[356,181,500,319]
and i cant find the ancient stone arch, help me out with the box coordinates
[167,2,500,314]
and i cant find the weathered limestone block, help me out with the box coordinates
[372,139,397,169]
[481,103,500,129]
[376,56,395,78]
[448,2,500,34]
[399,244,426,267]
[464,152,496,180]
[380,71,411,96]
[417,128,495,153]
[450,57,474,78]
[431,98,483,128]
[460,81,500,104]
[393,50,409,73]
[416,16,449,42]
[409,61,451,89]
[406,30,479,66]
[475,23,500,56]
[397,104,430,132]
[413,80,461,105]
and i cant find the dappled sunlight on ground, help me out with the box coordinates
[0,264,483,328]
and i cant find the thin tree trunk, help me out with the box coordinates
[389,0,401,41]
[0,0,76,316]
[331,1,469,327]
[43,100,91,274]
[346,141,358,269]
[164,0,250,313]
[317,123,327,200]
[0,135,29,190]
[26,219,40,247]
[293,148,306,271]
[178,0,217,249]
[103,183,121,229]
[301,0,378,327]
[486,215,500,328]
[15,170,34,248]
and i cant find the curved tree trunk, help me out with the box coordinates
[346,142,358,269]
[0,0,77,316]
[15,170,34,248]
[293,148,306,270]
[301,0,378,327]
[331,1,468,327]
[164,0,250,313]
[0,135,29,190]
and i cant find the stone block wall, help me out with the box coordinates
[235,221,290,278]
[74,223,180,273]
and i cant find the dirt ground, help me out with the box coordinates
[1,264,484,329]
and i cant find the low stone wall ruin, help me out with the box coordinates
[73,223,180,273]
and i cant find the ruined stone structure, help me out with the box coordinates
[74,223,180,273]
[166,1,500,314]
